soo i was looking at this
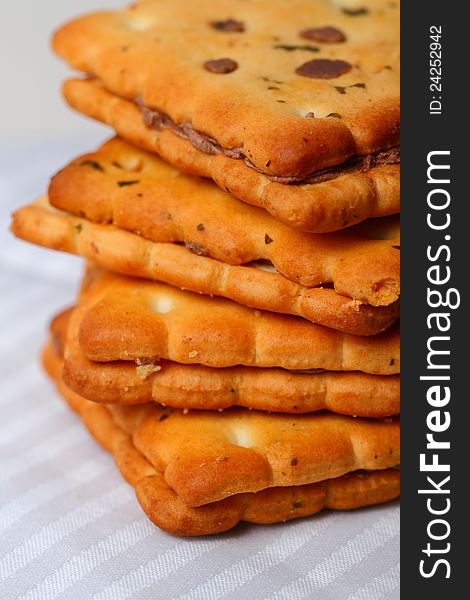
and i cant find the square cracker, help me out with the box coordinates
[53,0,399,180]
[47,136,400,308]
[43,339,399,533]
[60,77,399,233]
[11,196,399,334]
[74,265,400,374]
[51,308,400,417]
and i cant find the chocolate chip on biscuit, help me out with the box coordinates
[117,179,140,187]
[210,19,245,32]
[204,58,238,74]
[299,26,346,43]
[265,234,273,244]
[341,7,369,16]
[80,159,104,172]
[273,44,319,52]
[295,59,352,79]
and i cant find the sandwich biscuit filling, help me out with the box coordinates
[137,97,399,184]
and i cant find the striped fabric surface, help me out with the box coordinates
[0,141,399,600]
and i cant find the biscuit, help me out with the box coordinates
[75,265,400,374]
[46,136,400,307]
[12,197,399,334]
[53,0,399,182]
[52,308,400,417]
[61,78,400,233]
[109,404,400,507]
[42,341,399,527]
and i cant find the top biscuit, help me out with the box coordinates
[53,0,399,180]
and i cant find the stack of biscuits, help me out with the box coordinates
[11,0,400,535]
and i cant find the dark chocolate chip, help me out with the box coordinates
[291,457,298,466]
[159,413,170,422]
[267,86,280,90]
[117,180,140,187]
[296,58,352,79]
[335,86,347,94]
[265,234,273,244]
[326,112,342,118]
[210,19,245,32]
[299,26,346,43]
[350,82,366,89]
[273,44,319,52]
[74,224,83,233]
[265,160,271,167]
[80,160,104,172]
[204,58,238,74]
[392,245,400,249]
[305,111,315,118]
[341,7,369,16]
[112,161,123,169]
[276,100,286,103]
[196,223,205,231]
[390,358,396,365]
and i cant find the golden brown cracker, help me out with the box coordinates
[47,136,400,307]
[43,339,399,507]
[61,78,399,233]
[74,265,400,374]
[52,307,400,416]
[42,340,399,535]
[12,197,399,334]
[53,0,399,181]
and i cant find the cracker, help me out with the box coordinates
[53,0,399,183]
[75,265,400,374]
[52,308,400,417]
[46,136,400,307]
[61,78,400,233]
[42,340,399,528]
[12,197,399,334]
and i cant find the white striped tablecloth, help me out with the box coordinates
[0,141,399,600]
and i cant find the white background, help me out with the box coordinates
[1,0,123,143]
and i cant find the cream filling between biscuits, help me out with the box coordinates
[136,97,400,184]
